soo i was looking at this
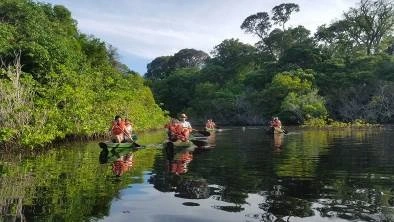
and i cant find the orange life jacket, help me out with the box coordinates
[112,121,126,135]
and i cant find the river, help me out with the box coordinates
[1,126,393,221]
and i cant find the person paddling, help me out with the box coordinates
[270,117,286,134]
[272,117,282,128]
[179,113,192,141]
[124,118,133,142]
[111,115,126,143]
[165,118,183,142]
[205,119,216,130]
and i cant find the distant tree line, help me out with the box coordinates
[145,0,394,125]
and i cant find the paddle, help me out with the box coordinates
[123,131,141,148]
[99,142,108,149]
[192,129,210,137]
[272,126,288,135]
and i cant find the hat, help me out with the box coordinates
[180,113,187,118]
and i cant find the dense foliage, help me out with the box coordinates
[145,0,394,125]
[0,0,167,148]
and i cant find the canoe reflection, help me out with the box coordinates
[112,153,133,177]
[99,148,134,177]
[273,133,284,151]
[149,145,210,199]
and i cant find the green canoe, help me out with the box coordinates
[99,141,136,149]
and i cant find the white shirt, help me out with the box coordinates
[180,120,192,128]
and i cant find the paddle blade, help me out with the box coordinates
[198,130,210,136]
[99,142,107,149]
[191,139,209,147]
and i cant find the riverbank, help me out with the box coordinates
[0,126,166,152]
[302,118,382,128]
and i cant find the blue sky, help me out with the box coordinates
[41,0,359,75]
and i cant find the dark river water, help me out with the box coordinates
[1,126,394,222]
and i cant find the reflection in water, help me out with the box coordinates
[99,148,134,176]
[257,184,314,221]
[112,153,133,177]
[149,144,211,199]
[273,133,284,150]
[153,127,394,221]
[2,127,394,221]
[206,131,216,147]
[166,145,193,175]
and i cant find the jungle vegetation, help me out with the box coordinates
[0,0,167,148]
[145,0,394,126]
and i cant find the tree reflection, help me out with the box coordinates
[315,177,394,222]
[255,182,314,221]
[149,126,394,221]
[0,142,159,221]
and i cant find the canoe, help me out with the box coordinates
[192,136,209,141]
[99,146,133,163]
[99,141,136,149]
[172,140,193,148]
[265,127,288,135]
[163,138,209,150]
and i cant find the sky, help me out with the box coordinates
[42,0,359,75]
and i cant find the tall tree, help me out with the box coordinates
[316,0,394,55]
[167,48,209,70]
[241,12,271,39]
[210,39,257,82]
[344,0,394,55]
[271,3,300,31]
[145,56,172,80]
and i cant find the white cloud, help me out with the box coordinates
[42,0,359,73]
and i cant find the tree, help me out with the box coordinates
[152,68,199,115]
[210,39,257,78]
[260,69,318,118]
[271,3,300,31]
[241,12,271,39]
[0,0,167,148]
[347,0,394,55]
[262,25,315,60]
[145,56,172,80]
[145,49,209,81]
[167,48,209,70]
[316,0,394,55]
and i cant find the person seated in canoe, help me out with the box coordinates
[111,115,126,143]
[124,118,134,142]
[205,119,216,130]
[270,117,284,134]
[125,119,133,134]
[179,113,192,141]
[272,117,282,128]
[165,118,184,142]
